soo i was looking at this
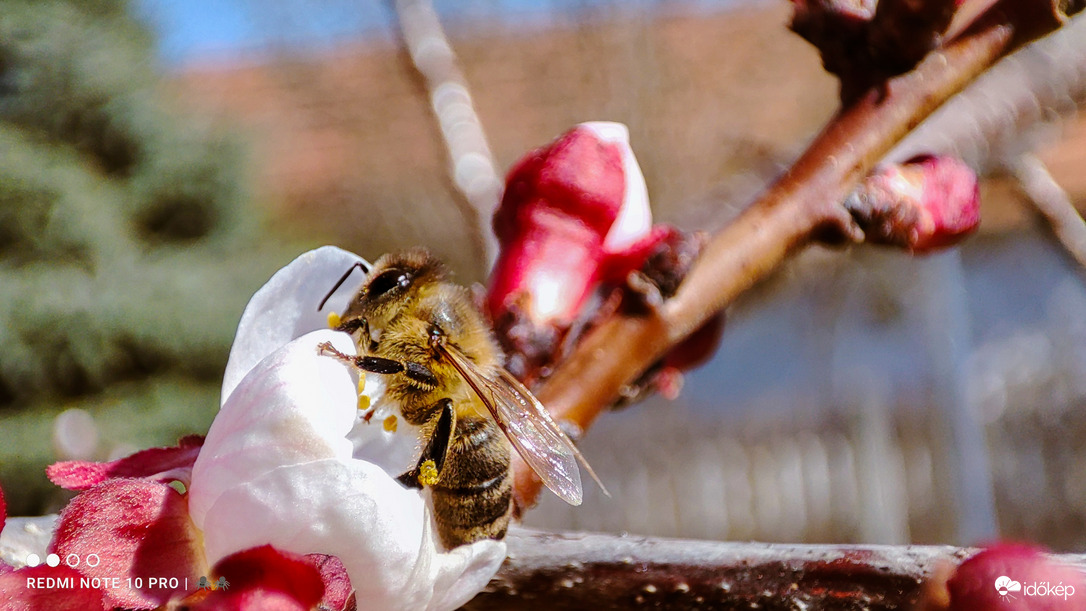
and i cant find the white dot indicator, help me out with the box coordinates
[25,553,40,567]
[46,553,60,567]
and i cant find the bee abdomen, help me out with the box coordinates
[431,416,513,549]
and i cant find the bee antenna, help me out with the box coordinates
[318,261,370,311]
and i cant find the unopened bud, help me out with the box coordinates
[846,154,979,253]
[488,122,651,326]
[487,122,654,381]
[791,0,958,100]
[945,543,1086,610]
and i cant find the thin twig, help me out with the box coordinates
[512,1,1084,511]
[892,13,1086,167]
[1007,152,1086,268]
[391,0,502,270]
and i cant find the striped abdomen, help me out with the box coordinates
[431,415,513,549]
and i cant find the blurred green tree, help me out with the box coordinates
[0,0,288,514]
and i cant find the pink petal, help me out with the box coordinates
[0,565,107,611]
[51,478,205,609]
[184,545,325,611]
[309,554,353,611]
[46,435,203,491]
[598,224,678,284]
[188,589,314,611]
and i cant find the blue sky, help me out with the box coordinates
[134,0,734,66]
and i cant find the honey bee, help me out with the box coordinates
[316,248,604,549]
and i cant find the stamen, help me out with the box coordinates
[383,415,398,433]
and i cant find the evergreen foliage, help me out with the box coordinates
[0,0,288,513]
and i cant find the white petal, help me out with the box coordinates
[197,460,505,611]
[222,246,371,405]
[191,330,504,610]
[579,122,653,253]
[349,406,421,477]
[191,330,361,525]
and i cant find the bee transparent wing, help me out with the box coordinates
[439,344,603,506]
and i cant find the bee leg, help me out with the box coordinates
[396,398,455,489]
[334,317,364,335]
[361,318,378,353]
[317,343,438,387]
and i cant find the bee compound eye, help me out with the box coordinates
[367,269,410,298]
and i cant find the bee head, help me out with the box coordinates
[338,247,449,337]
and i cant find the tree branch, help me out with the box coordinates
[892,12,1086,166]
[465,528,1086,610]
[1007,153,1086,268]
[391,0,502,270]
[513,1,1084,511]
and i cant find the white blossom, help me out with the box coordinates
[188,246,506,611]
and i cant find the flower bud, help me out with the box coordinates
[846,154,979,253]
[945,543,1086,610]
[791,0,958,100]
[488,122,651,326]
[487,122,653,380]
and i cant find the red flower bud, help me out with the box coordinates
[489,122,651,326]
[488,124,720,390]
[947,543,1086,610]
[846,154,979,253]
[487,123,655,381]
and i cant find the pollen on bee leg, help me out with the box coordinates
[419,459,439,486]
[327,311,341,328]
[383,415,398,432]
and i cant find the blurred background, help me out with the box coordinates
[2,0,1085,554]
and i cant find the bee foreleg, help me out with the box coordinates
[334,317,365,335]
[317,342,438,386]
[361,357,438,387]
[396,398,455,489]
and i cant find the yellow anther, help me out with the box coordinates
[418,459,439,486]
[382,414,398,433]
[327,311,341,329]
[357,394,371,413]
[357,374,366,394]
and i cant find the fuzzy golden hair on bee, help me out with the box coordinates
[329,247,450,342]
